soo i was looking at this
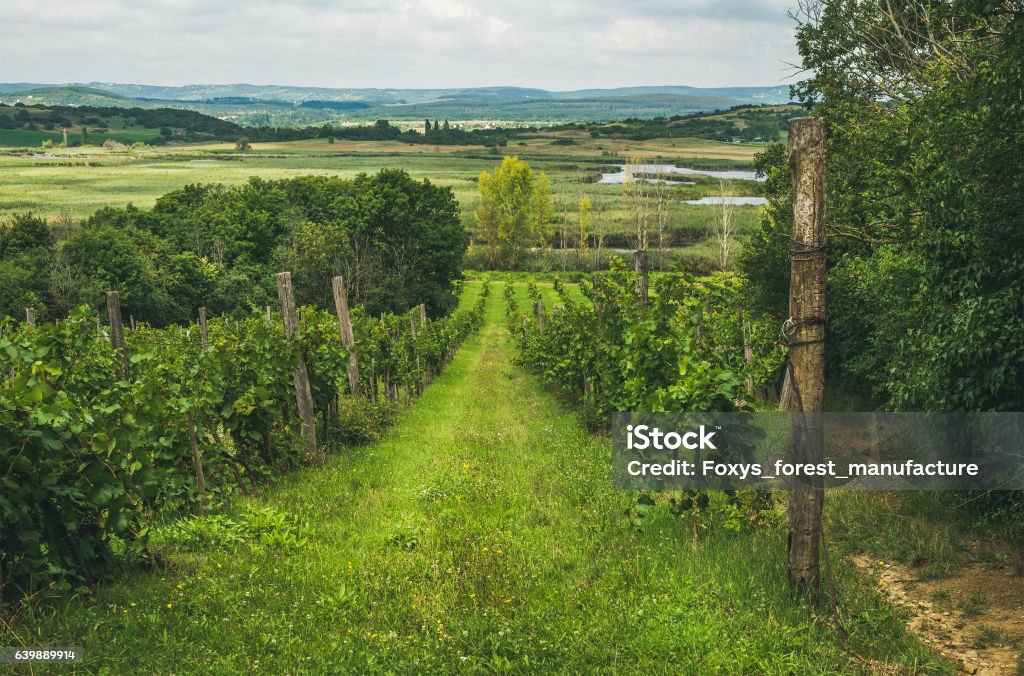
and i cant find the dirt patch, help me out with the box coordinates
[853,554,1024,674]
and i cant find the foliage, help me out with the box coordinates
[2,169,467,325]
[506,269,784,426]
[0,282,488,604]
[782,0,1024,411]
[474,157,553,269]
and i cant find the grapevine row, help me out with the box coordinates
[0,280,489,602]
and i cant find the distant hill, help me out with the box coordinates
[0,82,796,126]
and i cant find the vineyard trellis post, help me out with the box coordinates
[784,116,827,603]
[634,249,648,304]
[106,291,127,377]
[25,307,35,326]
[199,306,209,350]
[331,276,361,397]
[536,297,545,333]
[276,272,322,465]
[188,306,209,500]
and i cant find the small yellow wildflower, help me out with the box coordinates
[503,598,511,603]
[130,602,137,607]
[167,603,173,609]
[216,563,222,569]
[877,560,885,566]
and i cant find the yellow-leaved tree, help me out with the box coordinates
[475,156,552,269]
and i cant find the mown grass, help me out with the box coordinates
[0,282,947,673]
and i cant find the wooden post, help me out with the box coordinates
[419,303,427,327]
[187,305,209,499]
[331,276,361,396]
[25,308,35,326]
[784,116,827,603]
[106,291,125,351]
[276,272,321,465]
[129,315,136,332]
[740,308,754,393]
[634,249,648,304]
[536,298,545,333]
[199,307,209,350]
[106,291,127,376]
[409,309,417,338]
[187,411,206,499]
[266,306,272,323]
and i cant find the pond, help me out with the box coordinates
[598,164,763,184]
[682,196,767,205]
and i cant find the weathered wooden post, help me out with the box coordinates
[784,116,827,603]
[536,298,545,333]
[25,308,35,326]
[198,306,209,350]
[188,306,209,499]
[129,315,136,332]
[106,291,125,350]
[106,291,127,376]
[418,303,430,385]
[408,308,422,396]
[740,308,754,393]
[331,276,361,396]
[634,249,648,304]
[276,272,321,465]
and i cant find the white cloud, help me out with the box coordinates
[0,0,801,89]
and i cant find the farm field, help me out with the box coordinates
[0,133,764,267]
[0,282,945,673]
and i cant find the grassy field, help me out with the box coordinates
[0,282,946,673]
[0,133,764,267]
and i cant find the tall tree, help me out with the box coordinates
[474,156,552,269]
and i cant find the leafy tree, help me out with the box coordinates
[474,157,553,269]
[779,0,1024,411]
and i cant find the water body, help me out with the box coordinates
[683,196,767,205]
[598,163,763,183]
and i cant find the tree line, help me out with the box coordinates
[0,170,467,326]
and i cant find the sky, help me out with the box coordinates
[3,0,802,90]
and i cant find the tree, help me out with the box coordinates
[235,137,252,151]
[474,156,553,269]
[712,179,736,270]
[785,0,1024,411]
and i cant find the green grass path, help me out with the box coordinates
[5,282,944,674]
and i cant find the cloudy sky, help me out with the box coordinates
[4,0,802,90]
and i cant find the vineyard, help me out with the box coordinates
[0,278,488,604]
[505,268,785,423]
[0,280,953,672]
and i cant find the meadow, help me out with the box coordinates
[0,132,764,272]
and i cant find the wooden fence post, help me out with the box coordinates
[199,306,209,350]
[634,249,648,304]
[740,308,754,393]
[784,116,827,604]
[419,303,427,327]
[536,298,545,333]
[106,291,127,376]
[276,272,322,465]
[25,308,35,326]
[331,276,361,396]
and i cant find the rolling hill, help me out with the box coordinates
[0,82,794,125]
